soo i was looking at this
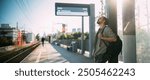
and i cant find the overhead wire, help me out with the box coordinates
[21,0,37,28]
[15,0,33,27]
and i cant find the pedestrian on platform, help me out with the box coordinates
[41,37,45,47]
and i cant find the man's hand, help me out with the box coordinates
[98,34,104,39]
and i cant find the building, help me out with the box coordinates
[1,24,10,28]
[72,28,76,33]
[25,32,35,43]
[62,24,66,33]
[0,24,18,46]
[77,28,81,32]
[72,28,81,33]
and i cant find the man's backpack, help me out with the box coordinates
[108,35,122,55]
[101,26,122,55]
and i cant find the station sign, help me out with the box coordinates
[55,3,90,16]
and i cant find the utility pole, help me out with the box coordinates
[16,22,18,30]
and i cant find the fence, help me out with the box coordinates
[59,39,89,51]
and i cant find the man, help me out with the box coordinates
[93,16,117,63]
[41,37,45,47]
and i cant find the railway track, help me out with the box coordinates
[0,43,40,63]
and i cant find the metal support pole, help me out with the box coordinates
[81,16,84,54]
[89,4,95,57]
[122,0,136,63]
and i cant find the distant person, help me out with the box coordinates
[48,36,51,43]
[93,16,118,63]
[41,37,45,46]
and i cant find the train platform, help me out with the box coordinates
[21,41,93,63]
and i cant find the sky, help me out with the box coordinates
[0,0,53,36]
[0,0,103,36]
[0,0,126,37]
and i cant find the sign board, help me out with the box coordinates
[55,3,90,16]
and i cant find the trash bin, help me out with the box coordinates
[71,41,77,52]
[67,46,72,51]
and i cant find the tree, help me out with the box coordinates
[36,33,40,41]
[73,32,81,39]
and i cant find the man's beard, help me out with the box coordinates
[97,21,101,24]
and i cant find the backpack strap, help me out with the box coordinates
[101,26,108,47]
[94,28,101,48]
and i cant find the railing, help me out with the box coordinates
[59,39,89,51]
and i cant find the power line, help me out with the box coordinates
[22,0,32,17]
[15,0,33,26]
